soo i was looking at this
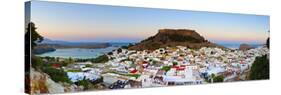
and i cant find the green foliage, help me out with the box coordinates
[152,60,157,65]
[109,71,141,79]
[125,74,141,79]
[61,61,69,67]
[249,55,269,80]
[67,69,82,72]
[42,67,72,84]
[266,37,269,49]
[31,52,72,84]
[85,64,93,67]
[75,55,109,63]
[75,78,92,90]
[26,22,43,49]
[59,57,74,67]
[120,58,132,62]
[213,75,224,82]
[75,77,104,90]
[161,66,171,72]
[211,73,215,78]
[121,43,135,49]
[66,57,74,64]
[172,62,178,66]
[266,30,269,49]
[117,48,122,54]
[91,54,109,63]
[31,57,44,70]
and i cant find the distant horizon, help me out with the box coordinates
[43,37,266,45]
[28,1,269,45]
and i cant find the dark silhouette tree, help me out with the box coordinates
[25,22,44,69]
[25,22,43,93]
[26,22,43,49]
[266,30,270,49]
[249,55,269,80]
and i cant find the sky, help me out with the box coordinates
[28,1,269,44]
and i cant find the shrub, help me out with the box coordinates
[42,67,72,84]
[126,74,141,79]
[91,54,109,63]
[61,61,68,67]
[172,62,178,66]
[213,75,224,82]
[75,77,104,90]
[85,64,93,67]
[75,78,92,90]
[67,69,82,72]
[161,66,171,72]
[31,57,43,70]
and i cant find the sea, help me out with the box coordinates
[219,43,263,49]
[36,43,131,59]
[36,43,263,59]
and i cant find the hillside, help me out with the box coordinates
[129,29,223,50]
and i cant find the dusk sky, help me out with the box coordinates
[29,1,269,44]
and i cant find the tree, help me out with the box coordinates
[266,38,269,49]
[213,75,224,82]
[172,62,178,66]
[249,55,269,80]
[91,54,109,63]
[161,66,171,72]
[25,22,43,72]
[31,56,44,70]
[26,22,43,49]
[266,30,270,49]
[66,57,74,64]
[117,48,122,54]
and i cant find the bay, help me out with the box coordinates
[36,47,118,59]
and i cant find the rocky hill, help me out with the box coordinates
[129,29,223,50]
[239,43,253,51]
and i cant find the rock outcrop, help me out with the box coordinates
[30,68,64,94]
[129,29,223,50]
[29,68,82,94]
[239,43,253,51]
